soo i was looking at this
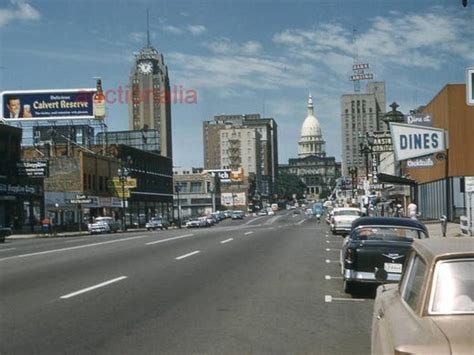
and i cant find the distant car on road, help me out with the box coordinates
[330,207,362,235]
[185,218,206,228]
[145,217,170,231]
[88,217,120,234]
[341,216,428,294]
[371,237,474,355]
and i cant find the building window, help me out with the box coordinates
[191,182,202,193]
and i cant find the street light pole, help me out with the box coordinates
[118,156,132,231]
[175,183,181,228]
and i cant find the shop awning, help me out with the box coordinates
[376,173,417,186]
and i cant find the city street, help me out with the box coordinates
[0,211,374,354]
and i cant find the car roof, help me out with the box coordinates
[351,216,428,232]
[413,238,474,263]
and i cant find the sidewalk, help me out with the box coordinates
[422,221,463,239]
[6,228,148,240]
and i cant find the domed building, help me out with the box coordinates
[279,94,341,200]
[298,94,325,158]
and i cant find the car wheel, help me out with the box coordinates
[344,280,356,294]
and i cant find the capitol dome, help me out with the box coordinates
[298,94,325,158]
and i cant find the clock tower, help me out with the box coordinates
[128,32,172,158]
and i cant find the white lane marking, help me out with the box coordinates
[175,250,200,260]
[244,231,253,236]
[296,219,306,225]
[65,239,87,243]
[220,238,233,244]
[264,215,280,225]
[0,248,16,252]
[325,275,343,280]
[292,215,297,218]
[146,234,193,245]
[0,235,151,262]
[326,248,341,252]
[60,276,127,299]
[245,216,265,225]
[325,295,368,302]
[325,259,339,263]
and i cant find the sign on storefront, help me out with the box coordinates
[390,123,447,161]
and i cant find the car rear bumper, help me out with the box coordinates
[344,269,401,283]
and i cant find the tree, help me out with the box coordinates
[277,171,307,200]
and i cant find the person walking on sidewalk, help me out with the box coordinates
[407,201,418,220]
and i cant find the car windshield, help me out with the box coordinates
[353,226,427,240]
[430,259,474,315]
[334,210,360,216]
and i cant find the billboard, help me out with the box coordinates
[390,123,446,161]
[1,89,97,121]
[467,67,474,106]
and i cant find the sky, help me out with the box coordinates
[1,0,473,168]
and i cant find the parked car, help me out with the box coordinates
[341,217,429,294]
[371,237,474,355]
[88,217,120,234]
[0,225,12,243]
[145,217,169,231]
[231,211,245,219]
[257,210,268,216]
[185,218,207,228]
[330,207,362,235]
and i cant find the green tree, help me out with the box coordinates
[277,171,307,200]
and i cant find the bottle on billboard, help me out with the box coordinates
[93,78,106,119]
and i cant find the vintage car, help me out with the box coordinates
[340,217,428,294]
[330,207,362,234]
[0,225,12,243]
[371,237,474,355]
[145,217,170,231]
[87,217,121,234]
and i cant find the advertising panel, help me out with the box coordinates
[1,89,97,121]
[17,160,49,178]
[404,114,434,168]
[390,123,446,161]
[221,192,247,206]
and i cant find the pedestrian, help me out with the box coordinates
[407,200,418,219]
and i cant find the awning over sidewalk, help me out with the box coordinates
[377,173,417,186]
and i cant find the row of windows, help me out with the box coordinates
[83,174,109,192]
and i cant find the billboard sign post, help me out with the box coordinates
[1,89,99,121]
[467,67,474,106]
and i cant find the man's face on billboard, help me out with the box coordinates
[7,98,20,115]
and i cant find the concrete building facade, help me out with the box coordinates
[340,82,385,177]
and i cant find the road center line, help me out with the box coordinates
[325,275,343,280]
[0,235,152,262]
[175,250,200,260]
[60,276,127,299]
[325,259,339,263]
[244,231,254,235]
[326,248,341,252]
[296,219,306,225]
[220,238,233,244]
[146,234,193,245]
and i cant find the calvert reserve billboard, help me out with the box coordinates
[1,89,97,121]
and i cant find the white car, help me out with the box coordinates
[330,208,362,235]
[88,217,120,234]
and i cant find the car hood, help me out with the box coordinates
[432,316,474,354]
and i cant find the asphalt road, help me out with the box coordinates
[0,211,375,354]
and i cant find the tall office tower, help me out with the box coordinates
[128,34,172,158]
[203,114,278,196]
[340,82,385,177]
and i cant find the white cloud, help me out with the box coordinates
[128,32,146,43]
[162,25,183,35]
[273,9,474,70]
[207,38,263,56]
[187,25,206,36]
[0,0,41,27]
